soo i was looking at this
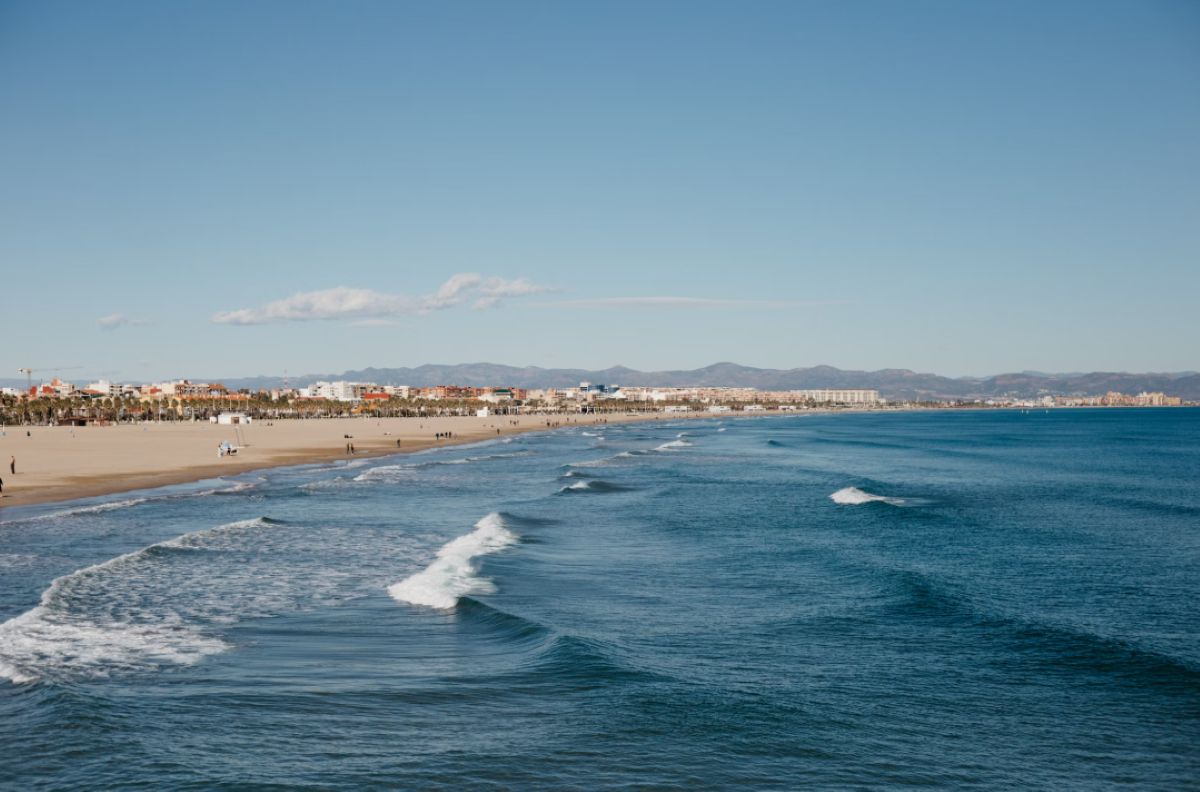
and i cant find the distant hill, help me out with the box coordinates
[6,363,1197,400]
[208,363,1200,401]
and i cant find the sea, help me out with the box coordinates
[0,409,1197,790]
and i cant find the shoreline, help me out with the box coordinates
[6,404,1171,512]
[0,411,774,511]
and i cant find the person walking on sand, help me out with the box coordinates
[9,456,14,475]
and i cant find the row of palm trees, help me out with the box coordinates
[0,392,728,426]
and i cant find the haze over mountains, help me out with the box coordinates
[199,363,1200,401]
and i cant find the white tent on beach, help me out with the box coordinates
[213,412,252,425]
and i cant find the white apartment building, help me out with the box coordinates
[150,380,213,398]
[87,379,119,396]
[301,381,374,402]
[790,389,881,405]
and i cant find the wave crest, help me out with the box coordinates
[557,480,630,494]
[830,487,907,506]
[0,516,284,684]
[387,512,518,610]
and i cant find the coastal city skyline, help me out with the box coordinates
[5,370,1190,409]
[3,1,1198,381]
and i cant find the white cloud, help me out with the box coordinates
[212,274,552,325]
[97,313,149,330]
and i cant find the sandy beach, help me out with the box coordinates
[0,413,686,509]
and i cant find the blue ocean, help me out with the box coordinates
[1,409,1197,789]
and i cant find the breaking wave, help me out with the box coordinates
[30,497,150,519]
[354,452,530,482]
[830,487,908,506]
[387,512,518,610]
[2,480,258,527]
[0,517,289,684]
[557,480,631,494]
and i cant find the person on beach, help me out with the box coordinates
[10,456,14,474]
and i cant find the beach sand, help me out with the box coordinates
[0,413,676,509]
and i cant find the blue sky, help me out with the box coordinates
[1,0,1197,382]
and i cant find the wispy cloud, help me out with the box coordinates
[546,296,820,309]
[97,313,149,330]
[212,274,552,325]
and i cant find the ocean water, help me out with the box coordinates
[1,409,1197,789]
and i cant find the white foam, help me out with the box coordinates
[354,451,529,482]
[565,458,609,468]
[654,439,692,451]
[299,476,350,491]
[2,480,263,527]
[190,480,257,497]
[387,512,517,610]
[0,516,339,685]
[3,497,150,525]
[829,487,906,506]
[354,464,416,482]
[466,451,530,463]
[717,427,727,432]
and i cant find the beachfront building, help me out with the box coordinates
[148,380,229,399]
[1136,392,1167,406]
[214,412,252,425]
[41,378,76,397]
[789,389,881,405]
[569,382,614,402]
[300,381,374,402]
[86,379,120,397]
